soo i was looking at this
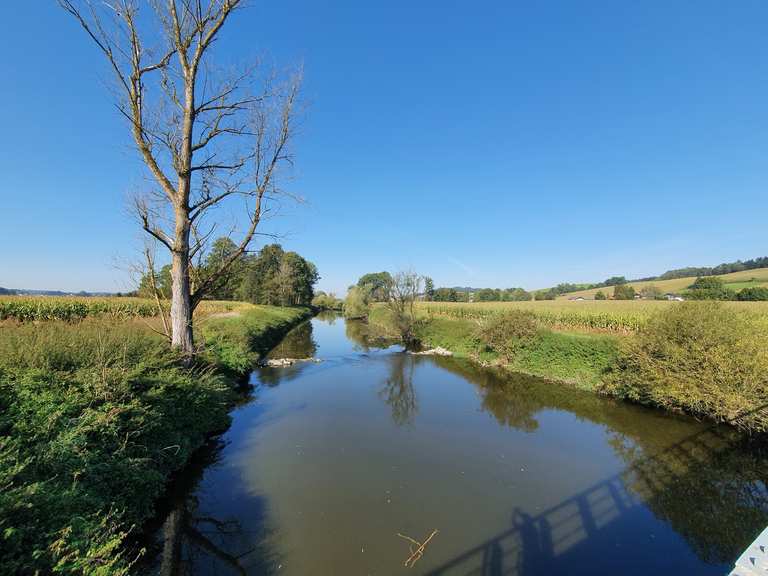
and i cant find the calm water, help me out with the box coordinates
[147,314,768,575]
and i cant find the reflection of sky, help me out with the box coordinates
[169,317,758,575]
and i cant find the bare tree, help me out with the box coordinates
[59,0,300,356]
[387,270,423,346]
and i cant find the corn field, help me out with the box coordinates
[0,296,238,322]
[417,300,768,333]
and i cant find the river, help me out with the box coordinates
[145,313,768,575]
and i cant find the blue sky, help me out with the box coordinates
[1,1,767,294]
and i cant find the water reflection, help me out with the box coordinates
[378,353,418,425]
[266,321,317,360]
[147,317,768,575]
[424,357,768,575]
[148,439,279,576]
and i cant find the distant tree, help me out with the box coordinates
[434,288,458,302]
[534,289,556,301]
[424,277,435,301]
[613,283,636,300]
[505,288,532,301]
[239,244,318,306]
[138,264,172,299]
[686,277,735,301]
[604,276,628,287]
[594,290,607,300]
[344,286,370,319]
[475,288,500,302]
[640,285,665,300]
[357,272,393,302]
[201,237,247,301]
[312,291,343,310]
[736,287,768,301]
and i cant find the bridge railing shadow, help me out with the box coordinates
[424,418,768,576]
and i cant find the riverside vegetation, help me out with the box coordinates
[350,275,768,433]
[0,299,310,575]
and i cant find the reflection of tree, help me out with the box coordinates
[429,355,768,567]
[314,310,338,325]
[267,321,317,360]
[160,496,253,576]
[345,319,399,352]
[139,439,279,575]
[345,319,371,351]
[379,354,418,425]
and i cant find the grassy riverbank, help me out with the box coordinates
[0,302,309,575]
[371,307,618,390]
[369,301,768,431]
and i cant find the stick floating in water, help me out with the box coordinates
[396,529,439,567]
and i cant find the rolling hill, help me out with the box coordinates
[556,268,768,300]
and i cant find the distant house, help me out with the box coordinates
[665,293,685,301]
[568,296,586,301]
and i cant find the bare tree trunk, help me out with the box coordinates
[170,234,194,355]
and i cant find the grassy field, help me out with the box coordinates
[0,302,309,575]
[417,299,768,333]
[554,267,768,299]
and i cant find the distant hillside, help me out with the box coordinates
[556,268,768,300]
[1,288,116,297]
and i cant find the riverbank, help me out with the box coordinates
[368,301,768,431]
[0,303,310,575]
[369,306,618,390]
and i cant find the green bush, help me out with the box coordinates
[476,310,538,360]
[737,287,768,301]
[602,302,768,432]
[686,276,735,300]
[594,290,607,300]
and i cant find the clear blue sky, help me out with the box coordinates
[2,1,767,294]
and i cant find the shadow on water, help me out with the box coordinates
[421,357,768,575]
[138,439,280,576]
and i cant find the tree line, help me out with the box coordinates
[138,239,319,307]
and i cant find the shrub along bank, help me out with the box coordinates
[0,304,309,575]
[368,302,768,432]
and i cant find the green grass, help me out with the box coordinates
[508,331,618,390]
[0,304,309,575]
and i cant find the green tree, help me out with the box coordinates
[686,277,735,301]
[505,288,532,301]
[434,288,458,302]
[594,290,607,300]
[239,244,318,306]
[424,277,435,301]
[344,286,371,319]
[138,264,172,299]
[357,272,393,302]
[201,237,247,300]
[475,288,500,302]
[613,283,636,300]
